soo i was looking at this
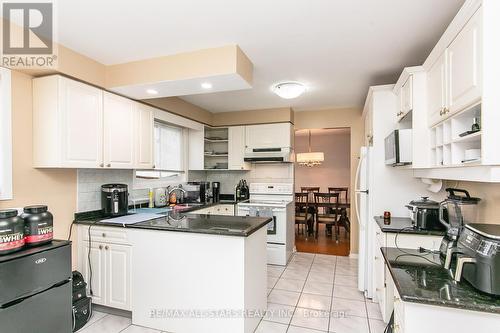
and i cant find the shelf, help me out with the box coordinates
[453,131,481,143]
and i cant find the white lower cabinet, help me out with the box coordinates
[78,226,131,311]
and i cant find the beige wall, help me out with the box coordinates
[294,129,351,192]
[212,107,293,126]
[294,108,364,254]
[0,71,78,264]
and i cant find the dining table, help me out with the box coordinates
[295,199,351,242]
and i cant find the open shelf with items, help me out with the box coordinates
[429,105,482,167]
[204,126,229,170]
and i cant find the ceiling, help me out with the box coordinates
[55,0,464,112]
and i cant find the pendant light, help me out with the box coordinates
[297,130,324,167]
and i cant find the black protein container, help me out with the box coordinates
[21,205,54,247]
[0,209,25,255]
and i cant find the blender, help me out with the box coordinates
[439,188,481,268]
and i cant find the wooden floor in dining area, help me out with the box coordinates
[295,224,350,256]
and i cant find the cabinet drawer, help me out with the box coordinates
[80,225,130,245]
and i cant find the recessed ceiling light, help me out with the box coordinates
[201,82,213,89]
[272,81,307,99]
[146,89,158,95]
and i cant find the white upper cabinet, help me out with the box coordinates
[427,52,448,126]
[103,92,135,169]
[399,75,413,119]
[245,123,292,149]
[34,75,104,168]
[33,75,155,169]
[228,126,250,170]
[447,10,482,115]
[134,103,154,169]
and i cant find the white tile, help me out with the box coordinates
[268,289,301,306]
[282,268,309,281]
[264,302,295,325]
[268,265,286,278]
[329,315,370,333]
[331,298,367,318]
[334,274,358,288]
[287,325,327,333]
[268,276,279,288]
[333,286,365,301]
[255,320,288,333]
[274,278,305,292]
[302,281,333,296]
[121,324,161,333]
[335,265,357,276]
[85,311,107,327]
[369,319,387,333]
[78,314,131,333]
[290,307,330,332]
[366,302,383,320]
[297,293,332,311]
[307,271,334,284]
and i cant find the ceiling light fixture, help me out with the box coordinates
[201,82,213,89]
[296,130,324,167]
[146,89,158,95]
[272,81,306,99]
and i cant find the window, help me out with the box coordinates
[0,68,12,200]
[136,121,186,181]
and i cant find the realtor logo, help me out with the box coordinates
[1,1,57,68]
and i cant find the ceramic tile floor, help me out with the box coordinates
[79,252,385,333]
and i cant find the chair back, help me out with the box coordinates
[328,187,348,203]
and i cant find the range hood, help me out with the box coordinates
[244,147,292,163]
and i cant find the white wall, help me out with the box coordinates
[294,129,350,192]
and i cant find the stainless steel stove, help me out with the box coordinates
[237,183,294,265]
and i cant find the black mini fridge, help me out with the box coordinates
[0,240,72,333]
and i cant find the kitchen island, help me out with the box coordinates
[75,209,271,333]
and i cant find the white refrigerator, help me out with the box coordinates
[356,146,374,298]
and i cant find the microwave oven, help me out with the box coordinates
[385,129,412,166]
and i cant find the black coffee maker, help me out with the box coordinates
[101,184,128,217]
[439,188,480,268]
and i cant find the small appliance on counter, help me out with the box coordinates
[439,188,481,266]
[21,205,54,247]
[454,223,500,296]
[405,197,445,231]
[186,182,210,203]
[212,181,221,202]
[101,183,128,217]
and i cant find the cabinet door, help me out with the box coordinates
[188,128,204,170]
[448,10,482,115]
[245,123,292,149]
[399,76,413,120]
[103,93,135,169]
[106,244,131,310]
[60,78,103,167]
[80,242,105,305]
[228,126,250,170]
[427,52,447,126]
[135,103,154,169]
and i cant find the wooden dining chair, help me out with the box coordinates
[328,187,350,238]
[313,192,340,240]
[295,192,313,235]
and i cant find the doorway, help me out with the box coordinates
[294,128,351,255]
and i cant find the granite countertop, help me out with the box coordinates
[374,216,446,236]
[381,247,500,314]
[74,205,270,237]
